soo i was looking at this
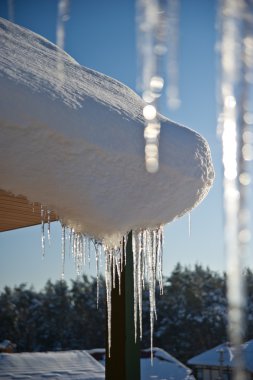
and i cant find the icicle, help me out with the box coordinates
[56,0,70,81]
[48,221,164,359]
[137,239,143,340]
[218,0,252,378]
[41,205,45,258]
[8,0,14,22]
[94,241,100,309]
[157,226,164,294]
[188,212,191,238]
[166,0,181,109]
[105,251,112,357]
[61,225,66,280]
[137,0,181,173]
[47,209,51,246]
[132,231,139,342]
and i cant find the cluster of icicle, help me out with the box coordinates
[136,0,180,173]
[218,0,253,379]
[40,207,164,357]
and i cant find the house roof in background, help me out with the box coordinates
[0,347,196,380]
[188,340,253,373]
[0,189,58,232]
[0,350,105,380]
[88,347,195,380]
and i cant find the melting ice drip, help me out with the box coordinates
[218,0,253,378]
[40,210,164,358]
[136,0,180,173]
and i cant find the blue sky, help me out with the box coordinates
[1,0,250,291]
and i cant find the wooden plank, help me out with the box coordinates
[0,189,58,232]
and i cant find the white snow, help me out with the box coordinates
[0,348,195,380]
[0,350,105,380]
[141,348,195,380]
[188,340,253,373]
[0,17,214,246]
[88,347,195,380]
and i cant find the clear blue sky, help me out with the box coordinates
[1,0,251,291]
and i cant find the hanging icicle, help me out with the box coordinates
[218,0,253,378]
[56,0,70,80]
[8,0,14,22]
[132,226,164,360]
[136,0,180,173]
[54,222,164,357]
[166,0,181,109]
[41,205,46,258]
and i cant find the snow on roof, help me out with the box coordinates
[0,17,214,245]
[0,348,196,380]
[88,347,195,380]
[141,348,195,380]
[0,350,105,380]
[188,340,253,373]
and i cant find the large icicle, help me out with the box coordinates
[8,0,14,22]
[54,223,164,357]
[56,0,70,80]
[136,0,180,173]
[132,226,164,360]
[218,0,253,378]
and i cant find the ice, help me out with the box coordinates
[41,206,46,258]
[56,0,70,50]
[132,227,164,360]
[218,0,253,378]
[8,0,14,22]
[188,212,191,238]
[56,0,70,81]
[136,0,180,172]
[61,225,66,280]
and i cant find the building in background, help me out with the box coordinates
[187,340,253,380]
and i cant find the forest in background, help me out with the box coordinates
[1,264,253,363]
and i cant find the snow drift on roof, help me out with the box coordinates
[0,17,214,245]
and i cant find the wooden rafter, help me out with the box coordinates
[0,189,58,232]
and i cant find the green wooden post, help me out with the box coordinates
[105,231,140,380]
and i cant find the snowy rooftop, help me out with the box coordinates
[0,17,214,245]
[0,348,195,380]
[0,350,105,380]
[141,348,195,380]
[89,347,195,380]
[187,340,253,373]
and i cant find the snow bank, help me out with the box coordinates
[0,17,214,244]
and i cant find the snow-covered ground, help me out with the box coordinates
[0,17,214,246]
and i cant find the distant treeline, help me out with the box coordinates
[1,264,253,363]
